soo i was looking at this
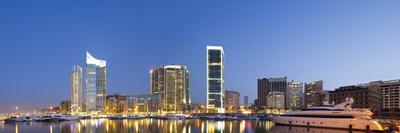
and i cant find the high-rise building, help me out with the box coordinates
[286,81,304,110]
[256,78,268,108]
[207,45,225,113]
[127,94,161,113]
[85,52,107,113]
[244,95,249,107]
[224,90,240,112]
[328,85,381,114]
[150,65,190,113]
[256,77,287,109]
[70,65,82,114]
[304,80,323,108]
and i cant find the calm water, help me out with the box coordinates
[0,119,365,133]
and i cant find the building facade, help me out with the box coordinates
[224,90,240,112]
[85,52,107,113]
[376,80,400,117]
[105,94,127,114]
[70,65,82,114]
[267,92,285,109]
[150,65,190,113]
[286,81,304,110]
[206,46,225,113]
[60,100,71,114]
[304,80,323,108]
[256,77,287,109]
[328,85,381,114]
[126,94,161,113]
[256,78,268,108]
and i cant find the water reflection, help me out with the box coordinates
[0,119,364,133]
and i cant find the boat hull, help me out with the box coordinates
[272,116,384,131]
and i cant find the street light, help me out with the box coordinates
[15,106,18,114]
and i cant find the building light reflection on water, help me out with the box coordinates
[49,125,52,133]
[0,119,278,133]
[14,124,18,133]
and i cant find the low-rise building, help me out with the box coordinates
[126,94,161,113]
[328,85,381,114]
[60,100,71,114]
[105,94,127,114]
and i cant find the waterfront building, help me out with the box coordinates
[244,95,249,107]
[267,92,285,109]
[256,77,287,109]
[150,65,190,113]
[126,94,161,113]
[374,80,400,117]
[224,90,240,112]
[206,45,224,113]
[328,85,381,114]
[60,100,71,114]
[286,81,304,110]
[255,78,268,108]
[85,52,107,113]
[70,65,82,114]
[255,77,287,109]
[105,94,127,114]
[304,80,323,108]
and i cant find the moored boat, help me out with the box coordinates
[272,97,384,131]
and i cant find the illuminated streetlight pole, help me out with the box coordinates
[15,106,18,114]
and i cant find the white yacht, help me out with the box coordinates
[272,98,384,131]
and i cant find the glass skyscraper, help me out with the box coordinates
[85,52,106,113]
[150,65,190,113]
[206,45,224,113]
[70,65,82,114]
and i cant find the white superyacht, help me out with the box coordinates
[272,98,384,131]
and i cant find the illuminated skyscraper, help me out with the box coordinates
[206,45,224,113]
[70,65,82,114]
[150,65,190,113]
[85,52,106,113]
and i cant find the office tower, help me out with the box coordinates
[206,45,224,113]
[105,94,127,114]
[328,85,380,114]
[304,80,323,108]
[244,95,249,107]
[150,65,190,113]
[286,81,304,110]
[127,94,161,113]
[256,77,287,109]
[85,52,107,113]
[70,65,82,114]
[224,90,240,112]
[256,78,268,108]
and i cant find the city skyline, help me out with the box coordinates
[1,1,400,113]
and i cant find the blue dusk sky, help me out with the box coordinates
[1,1,400,113]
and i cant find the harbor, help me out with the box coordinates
[1,113,399,132]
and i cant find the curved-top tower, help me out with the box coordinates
[85,51,107,113]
